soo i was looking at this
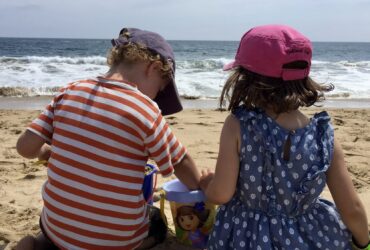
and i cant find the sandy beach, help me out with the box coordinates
[0,105,369,249]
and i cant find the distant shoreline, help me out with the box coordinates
[1,37,370,43]
[1,96,370,110]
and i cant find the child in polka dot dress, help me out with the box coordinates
[199,25,369,250]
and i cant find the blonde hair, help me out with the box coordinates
[107,42,173,79]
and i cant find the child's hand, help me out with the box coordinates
[38,144,51,166]
[200,169,214,192]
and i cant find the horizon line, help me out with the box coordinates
[1,36,370,43]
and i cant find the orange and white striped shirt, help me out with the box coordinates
[28,77,186,249]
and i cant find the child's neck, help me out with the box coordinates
[104,70,136,85]
[104,63,147,87]
[265,108,310,131]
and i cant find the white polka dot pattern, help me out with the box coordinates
[207,108,351,249]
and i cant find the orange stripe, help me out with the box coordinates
[159,146,186,174]
[160,166,174,176]
[47,216,148,241]
[52,153,143,184]
[48,163,141,196]
[44,186,144,219]
[70,85,155,122]
[150,132,175,158]
[45,104,54,113]
[44,200,143,231]
[107,86,158,114]
[53,115,145,153]
[90,77,137,88]
[40,213,67,250]
[53,127,146,161]
[38,114,53,126]
[52,138,144,171]
[145,115,165,147]
[114,87,158,114]
[29,123,52,140]
[81,79,158,114]
[61,93,151,135]
[43,217,146,249]
[172,146,187,164]
[55,104,144,145]
[157,154,171,168]
[82,79,137,89]
[169,140,181,156]
[47,177,144,208]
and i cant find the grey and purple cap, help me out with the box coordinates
[111,28,182,116]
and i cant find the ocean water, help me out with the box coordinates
[0,38,370,99]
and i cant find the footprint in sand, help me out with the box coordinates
[205,151,217,155]
[185,122,213,127]
[6,209,16,215]
[3,149,18,160]
[333,118,345,126]
[166,116,177,120]
[22,174,37,180]
[205,151,218,160]
[10,129,22,135]
[352,179,365,190]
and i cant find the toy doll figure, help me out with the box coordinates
[175,203,214,249]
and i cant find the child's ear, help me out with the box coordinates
[148,61,163,74]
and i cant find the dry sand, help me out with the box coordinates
[0,107,369,249]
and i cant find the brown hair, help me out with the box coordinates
[220,61,334,114]
[107,41,173,80]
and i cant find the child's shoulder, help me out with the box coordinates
[231,106,261,120]
[312,110,331,120]
[232,107,334,136]
[309,110,333,128]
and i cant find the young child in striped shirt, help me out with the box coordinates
[15,28,201,250]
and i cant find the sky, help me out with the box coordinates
[0,0,370,42]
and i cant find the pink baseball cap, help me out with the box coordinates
[224,25,312,81]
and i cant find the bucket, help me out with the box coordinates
[161,179,216,249]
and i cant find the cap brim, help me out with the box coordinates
[154,79,183,116]
[223,61,237,71]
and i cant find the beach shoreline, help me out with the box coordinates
[1,96,370,110]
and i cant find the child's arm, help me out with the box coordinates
[144,114,201,191]
[201,114,240,205]
[173,153,201,190]
[326,138,369,246]
[16,130,49,159]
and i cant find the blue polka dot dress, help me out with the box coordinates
[207,107,351,250]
